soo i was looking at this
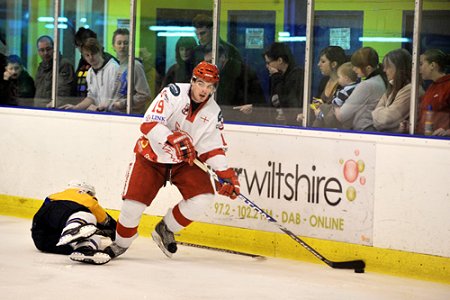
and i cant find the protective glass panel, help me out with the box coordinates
[1,0,47,108]
[216,0,306,127]
[137,1,214,116]
[309,0,412,134]
[414,1,450,137]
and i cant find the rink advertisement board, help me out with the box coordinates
[201,132,375,246]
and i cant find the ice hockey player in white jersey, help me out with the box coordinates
[77,61,241,264]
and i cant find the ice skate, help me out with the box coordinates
[56,223,97,246]
[70,246,111,265]
[151,220,177,258]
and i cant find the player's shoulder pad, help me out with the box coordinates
[168,83,180,96]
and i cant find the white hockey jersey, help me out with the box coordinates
[135,83,228,168]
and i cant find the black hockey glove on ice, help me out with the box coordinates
[96,213,117,240]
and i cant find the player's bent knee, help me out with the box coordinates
[178,193,214,221]
[68,211,96,225]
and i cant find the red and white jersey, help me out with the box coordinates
[134,83,228,169]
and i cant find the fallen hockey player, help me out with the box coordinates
[31,180,117,265]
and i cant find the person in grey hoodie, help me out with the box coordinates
[335,47,387,131]
[109,28,151,115]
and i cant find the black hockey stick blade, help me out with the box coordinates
[329,259,366,271]
[279,227,365,272]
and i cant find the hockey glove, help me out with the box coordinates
[215,168,240,200]
[96,213,117,240]
[166,131,196,166]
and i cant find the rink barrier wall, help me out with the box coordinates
[2,195,449,284]
[1,107,450,284]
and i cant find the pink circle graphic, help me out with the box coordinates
[343,159,359,183]
[360,176,366,185]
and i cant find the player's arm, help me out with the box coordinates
[202,153,240,200]
[197,112,240,199]
[87,199,117,239]
[141,86,195,165]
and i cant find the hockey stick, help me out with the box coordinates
[194,158,365,273]
[178,241,264,259]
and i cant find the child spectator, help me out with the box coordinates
[5,55,35,105]
[332,62,358,107]
[312,62,358,129]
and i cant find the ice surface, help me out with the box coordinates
[1,216,449,300]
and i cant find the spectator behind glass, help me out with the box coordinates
[372,48,422,133]
[59,38,119,111]
[332,62,359,106]
[298,46,346,125]
[263,42,304,125]
[4,55,35,106]
[335,47,388,131]
[74,27,97,99]
[316,46,347,104]
[110,28,151,115]
[161,37,197,89]
[191,14,242,66]
[203,45,266,121]
[74,28,117,101]
[1,52,18,106]
[416,49,450,136]
[139,47,162,105]
[313,62,359,129]
[34,35,76,108]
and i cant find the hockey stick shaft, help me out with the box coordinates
[194,159,365,271]
[178,241,264,258]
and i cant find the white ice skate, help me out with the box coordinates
[70,246,111,265]
[56,224,97,246]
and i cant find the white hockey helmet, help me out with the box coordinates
[68,180,96,196]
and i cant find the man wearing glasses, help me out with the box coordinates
[34,35,76,108]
